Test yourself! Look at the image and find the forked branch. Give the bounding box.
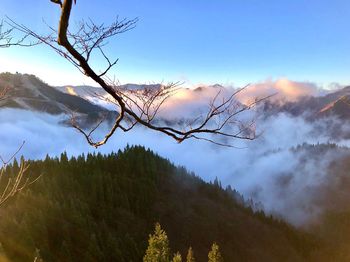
[7,0,268,147]
[0,142,41,207]
[0,91,41,207]
[0,20,39,47]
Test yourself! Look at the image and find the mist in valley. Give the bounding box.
[1,79,350,227]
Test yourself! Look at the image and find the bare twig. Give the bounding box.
[0,141,25,166]
[0,20,40,47]
[0,87,41,207]
[6,0,270,148]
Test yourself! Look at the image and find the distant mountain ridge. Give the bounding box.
[3,72,350,125]
[55,83,163,97]
[261,85,350,119]
[0,73,118,126]
[0,73,108,115]
[57,81,350,120]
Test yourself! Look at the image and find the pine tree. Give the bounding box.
[172,252,182,262]
[186,247,195,262]
[143,223,170,262]
[208,243,223,262]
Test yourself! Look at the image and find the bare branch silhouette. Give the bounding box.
[0,89,41,207]
[0,157,41,208]
[0,20,39,48]
[7,0,269,148]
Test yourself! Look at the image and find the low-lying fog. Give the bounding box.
[1,78,350,226]
[1,99,350,226]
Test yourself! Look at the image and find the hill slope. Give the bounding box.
[0,73,118,127]
[0,73,108,115]
[262,86,350,119]
[0,146,317,262]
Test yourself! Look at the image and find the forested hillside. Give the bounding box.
[0,146,318,261]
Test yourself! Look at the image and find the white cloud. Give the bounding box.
[235,78,320,105]
[1,107,348,226]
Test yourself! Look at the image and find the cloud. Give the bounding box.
[1,107,349,226]
[73,79,324,122]
[235,78,321,105]
[145,79,322,117]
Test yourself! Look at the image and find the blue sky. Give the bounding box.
[1,0,349,87]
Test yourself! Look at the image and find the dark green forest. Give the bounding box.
[0,146,321,261]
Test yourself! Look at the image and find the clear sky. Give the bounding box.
[1,0,349,87]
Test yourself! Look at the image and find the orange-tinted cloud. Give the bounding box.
[235,78,319,105]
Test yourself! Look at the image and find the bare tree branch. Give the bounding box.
[6,0,270,148]
[0,20,40,47]
[0,89,41,208]
[0,142,42,208]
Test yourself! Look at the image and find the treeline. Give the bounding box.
[0,146,317,261]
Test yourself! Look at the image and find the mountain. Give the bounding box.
[56,82,350,120]
[0,72,117,126]
[55,83,162,112]
[4,73,350,122]
[56,83,240,120]
[318,95,350,118]
[261,86,350,119]
[3,72,350,139]
[55,85,106,98]
[0,74,231,129]
[55,83,162,98]
[0,146,318,262]
[0,73,109,115]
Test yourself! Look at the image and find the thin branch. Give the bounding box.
[0,141,25,166]
[6,0,270,148]
[0,20,40,47]
[0,85,41,207]
[0,145,42,207]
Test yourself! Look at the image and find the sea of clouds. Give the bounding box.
[0,78,349,226]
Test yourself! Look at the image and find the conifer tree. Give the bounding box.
[172,252,182,262]
[143,223,170,262]
[208,243,223,262]
[186,247,195,262]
